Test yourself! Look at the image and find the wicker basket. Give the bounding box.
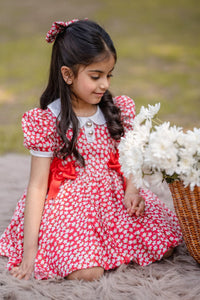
[169,180,200,264]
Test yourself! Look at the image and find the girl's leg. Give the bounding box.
[67,266,104,281]
[163,247,174,259]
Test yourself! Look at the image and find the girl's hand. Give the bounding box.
[124,174,145,216]
[10,261,34,280]
[10,249,37,280]
[123,192,145,217]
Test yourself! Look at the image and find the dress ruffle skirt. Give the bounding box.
[0,162,182,279]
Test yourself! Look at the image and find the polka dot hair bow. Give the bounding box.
[46,19,79,43]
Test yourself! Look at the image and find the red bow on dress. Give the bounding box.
[46,19,79,43]
[108,150,126,190]
[47,157,76,201]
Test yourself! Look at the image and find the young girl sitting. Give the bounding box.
[0,19,182,281]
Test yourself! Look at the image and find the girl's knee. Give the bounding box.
[67,266,104,281]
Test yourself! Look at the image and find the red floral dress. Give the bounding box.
[0,95,182,279]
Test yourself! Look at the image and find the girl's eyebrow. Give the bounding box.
[88,69,103,73]
[88,67,114,73]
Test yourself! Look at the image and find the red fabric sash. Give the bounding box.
[47,157,76,201]
[47,150,125,201]
[108,150,126,190]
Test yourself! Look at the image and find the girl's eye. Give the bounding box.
[91,74,113,80]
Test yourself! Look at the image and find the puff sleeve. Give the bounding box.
[22,108,62,157]
[114,95,135,133]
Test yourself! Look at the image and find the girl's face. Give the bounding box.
[68,55,115,112]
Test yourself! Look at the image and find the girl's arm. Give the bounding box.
[10,155,51,280]
[123,174,145,217]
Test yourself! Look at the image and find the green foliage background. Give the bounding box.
[0,0,200,153]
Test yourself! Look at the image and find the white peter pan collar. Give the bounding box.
[47,98,106,128]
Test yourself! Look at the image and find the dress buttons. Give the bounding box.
[84,120,95,141]
[88,130,94,136]
[86,121,92,127]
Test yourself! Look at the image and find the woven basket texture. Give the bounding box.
[169,180,200,264]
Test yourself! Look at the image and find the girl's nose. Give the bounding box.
[100,78,109,90]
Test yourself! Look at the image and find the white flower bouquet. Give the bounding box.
[118,103,200,191]
[119,103,200,264]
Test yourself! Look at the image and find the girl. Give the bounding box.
[0,19,182,281]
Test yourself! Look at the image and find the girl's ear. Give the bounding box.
[61,66,74,85]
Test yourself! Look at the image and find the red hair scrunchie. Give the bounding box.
[46,19,79,43]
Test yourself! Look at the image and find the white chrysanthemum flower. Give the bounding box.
[130,168,144,189]
[167,125,183,142]
[180,168,200,190]
[131,120,151,150]
[178,148,196,174]
[119,145,144,188]
[187,127,200,143]
[119,146,143,176]
[147,103,161,119]
[176,131,185,146]
[134,103,160,125]
[177,129,199,155]
[144,123,179,175]
[193,128,200,156]
[133,110,147,126]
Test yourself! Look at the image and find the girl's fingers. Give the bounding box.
[10,267,17,274]
[135,198,145,216]
[124,194,145,216]
[10,265,32,280]
[127,207,133,215]
[16,273,24,280]
[130,195,141,210]
[24,273,32,280]
[10,267,20,276]
[128,198,145,216]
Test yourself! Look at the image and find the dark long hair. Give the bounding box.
[40,20,124,165]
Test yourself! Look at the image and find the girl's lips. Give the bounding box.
[95,93,104,97]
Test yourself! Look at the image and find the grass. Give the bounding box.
[0,0,200,153]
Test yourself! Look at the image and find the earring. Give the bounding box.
[67,79,72,85]
[64,77,72,85]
